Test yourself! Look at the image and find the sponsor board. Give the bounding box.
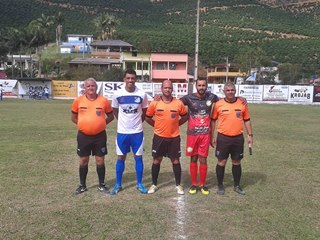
[288,86,313,103]
[263,85,289,101]
[0,79,18,96]
[238,85,263,102]
[52,80,77,98]
[313,86,320,102]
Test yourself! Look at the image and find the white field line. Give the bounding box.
[173,195,187,240]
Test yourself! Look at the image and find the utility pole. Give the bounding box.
[225,56,229,83]
[194,0,200,84]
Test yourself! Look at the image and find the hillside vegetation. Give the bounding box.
[2,0,320,76]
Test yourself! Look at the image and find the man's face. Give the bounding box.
[196,80,207,96]
[124,73,136,91]
[161,81,173,98]
[84,80,97,95]
[224,85,236,100]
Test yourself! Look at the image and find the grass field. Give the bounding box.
[0,99,319,240]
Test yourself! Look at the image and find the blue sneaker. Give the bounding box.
[109,183,122,195]
[136,183,148,194]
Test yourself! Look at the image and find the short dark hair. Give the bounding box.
[124,69,137,78]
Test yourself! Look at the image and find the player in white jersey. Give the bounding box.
[110,69,149,195]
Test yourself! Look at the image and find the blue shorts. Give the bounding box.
[116,132,144,156]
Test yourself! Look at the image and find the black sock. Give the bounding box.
[232,164,242,187]
[79,165,88,187]
[96,164,106,186]
[151,163,160,185]
[173,163,182,186]
[216,164,225,186]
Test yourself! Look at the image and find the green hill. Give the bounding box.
[2,0,320,75]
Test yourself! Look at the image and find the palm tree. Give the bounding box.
[92,14,121,40]
[28,14,54,48]
[54,12,64,46]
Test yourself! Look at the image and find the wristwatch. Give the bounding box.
[248,134,253,137]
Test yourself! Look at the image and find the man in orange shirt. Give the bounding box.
[71,78,114,195]
[211,82,253,195]
[145,80,188,195]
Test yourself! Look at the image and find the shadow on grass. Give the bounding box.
[85,169,266,195]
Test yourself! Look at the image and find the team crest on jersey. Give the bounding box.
[171,113,176,118]
[236,111,241,118]
[134,97,141,103]
[123,105,138,114]
[96,111,101,116]
[206,100,212,107]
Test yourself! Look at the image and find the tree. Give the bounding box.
[53,12,64,46]
[28,14,54,48]
[278,63,302,85]
[92,14,121,40]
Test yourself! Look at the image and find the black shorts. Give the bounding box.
[77,130,107,157]
[152,134,181,159]
[215,133,244,161]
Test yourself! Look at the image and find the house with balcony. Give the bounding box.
[150,53,188,83]
[68,39,135,71]
[206,63,246,83]
[60,34,93,54]
[121,52,151,82]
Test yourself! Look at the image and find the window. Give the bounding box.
[156,62,167,70]
[169,62,177,70]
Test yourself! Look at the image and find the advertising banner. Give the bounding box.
[212,84,226,98]
[313,86,320,102]
[77,81,103,96]
[136,82,153,101]
[288,86,313,103]
[0,79,18,96]
[263,85,289,101]
[102,82,124,100]
[238,85,263,102]
[18,80,51,99]
[52,80,77,98]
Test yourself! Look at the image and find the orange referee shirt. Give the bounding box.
[212,98,250,136]
[146,98,187,138]
[72,95,112,135]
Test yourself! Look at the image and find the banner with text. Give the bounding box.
[263,85,289,101]
[52,80,77,98]
[238,85,263,102]
[288,86,313,103]
[0,79,18,96]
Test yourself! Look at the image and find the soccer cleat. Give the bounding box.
[98,184,109,194]
[75,185,87,195]
[200,186,209,195]
[109,183,122,195]
[176,185,185,195]
[188,185,197,195]
[217,185,225,195]
[234,185,246,195]
[137,183,148,194]
[148,184,159,194]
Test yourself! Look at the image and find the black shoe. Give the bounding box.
[98,184,109,194]
[75,185,87,195]
[217,185,225,195]
[234,185,245,195]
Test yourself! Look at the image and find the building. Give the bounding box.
[121,52,151,82]
[60,34,93,54]
[150,53,188,83]
[206,63,246,83]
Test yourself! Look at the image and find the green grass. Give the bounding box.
[0,99,319,240]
